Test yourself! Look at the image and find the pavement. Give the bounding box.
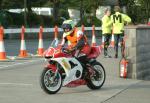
[98,54,150,103]
[103,81,150,103]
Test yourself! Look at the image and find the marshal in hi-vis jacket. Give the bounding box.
[111,12,131,34]
[102,15,112,34]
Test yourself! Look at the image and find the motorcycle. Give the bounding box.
[40,41,106,94]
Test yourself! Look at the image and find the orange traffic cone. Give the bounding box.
[51,25,59,47]
[91,25,96,46]
[101,36,105,48]
[148,18,150,26]
[37,26,44,56]
[81,24,84,32]
[109,34,115,48]
[54,25,58,40]
[18,26,28,58]
[0,26,7,60]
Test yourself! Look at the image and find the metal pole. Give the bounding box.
[24,0,27,27]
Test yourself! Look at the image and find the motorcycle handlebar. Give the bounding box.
[61,47,76,54]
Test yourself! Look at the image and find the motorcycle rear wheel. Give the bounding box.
[86,62,105,90]
[40,68,62,94]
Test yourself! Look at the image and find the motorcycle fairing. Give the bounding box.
[88,46,102,58]
[46,64,57,72]
[51,57,83,86]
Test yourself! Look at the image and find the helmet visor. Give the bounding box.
[61,24,72,31]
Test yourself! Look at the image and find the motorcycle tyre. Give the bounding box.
[40,67,62,94]
[86,62,106,90]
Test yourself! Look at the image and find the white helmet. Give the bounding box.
[61,20,76,32]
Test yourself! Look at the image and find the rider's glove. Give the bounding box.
[62,47,76,54]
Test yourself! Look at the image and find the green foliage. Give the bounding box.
[0,10,13,28]
[2,0,23,9]
[138,0,150,21]
[49,0,103,23]
[2,0,48,9]
[1,0,104,27]
[126,0,150,24]
[118,0,128,6]
[77,16,101,27]
[6,12,44,27]
[3,0,150,26]
[26,12,43,27]
[59,9,69,19]
[91,16,102,26]
[40,15,54,27]
[3,11,65,28]
[53,18,64,26]
[40,15,64,27]
[7,12,24,27]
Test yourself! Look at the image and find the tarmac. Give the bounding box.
[0,39,149,103]
[99,50,150,103]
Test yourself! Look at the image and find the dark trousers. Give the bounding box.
[114,34,124,57]
[103,34,111,56]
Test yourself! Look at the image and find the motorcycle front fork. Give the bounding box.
[81,63,95,80]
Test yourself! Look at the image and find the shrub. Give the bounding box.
[77,16,101,27]
[8,12,24,27]
[0,10,14,28]
[59,9,69,20]
[40,15,54,27]
[26,12,43,27]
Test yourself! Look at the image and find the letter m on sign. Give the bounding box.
[113,14,122,23]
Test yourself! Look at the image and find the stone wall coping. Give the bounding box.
[125,25,150,29]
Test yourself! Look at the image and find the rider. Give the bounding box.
[60,19,91,62]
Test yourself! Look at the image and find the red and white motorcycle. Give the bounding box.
[40,41,106,94]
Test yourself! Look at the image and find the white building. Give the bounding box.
[68,9,80,24]
[8,7,53,16]
[96,6,111,20]
[32,8,53,15]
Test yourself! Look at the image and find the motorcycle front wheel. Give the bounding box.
[86,62,106,90]
[40,68,62,94]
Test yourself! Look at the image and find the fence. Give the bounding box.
[4,27,102,34]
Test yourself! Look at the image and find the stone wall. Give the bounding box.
[125,25,150,80]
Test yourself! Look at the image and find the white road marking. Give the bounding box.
[0,82,33,86]
[0,66,6,67]
[0,59,43,69]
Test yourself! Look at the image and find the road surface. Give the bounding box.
[0,39,149,103]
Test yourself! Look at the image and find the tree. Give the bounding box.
[2,0,23,9]
[1,0,49,26]
[87,0,103,16]
[2,0,48,11]
[49,0,60,24]
[126,0,137,23]
[137,0,150,22]
[26,0,48,12]
[0,0,3,10]
[118,0,128,6]
[1,0,104,26]
[125,0,150,23]
[65,0,103,23]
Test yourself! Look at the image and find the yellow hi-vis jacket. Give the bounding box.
[111,12,131,34]
[102,15,112,34]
